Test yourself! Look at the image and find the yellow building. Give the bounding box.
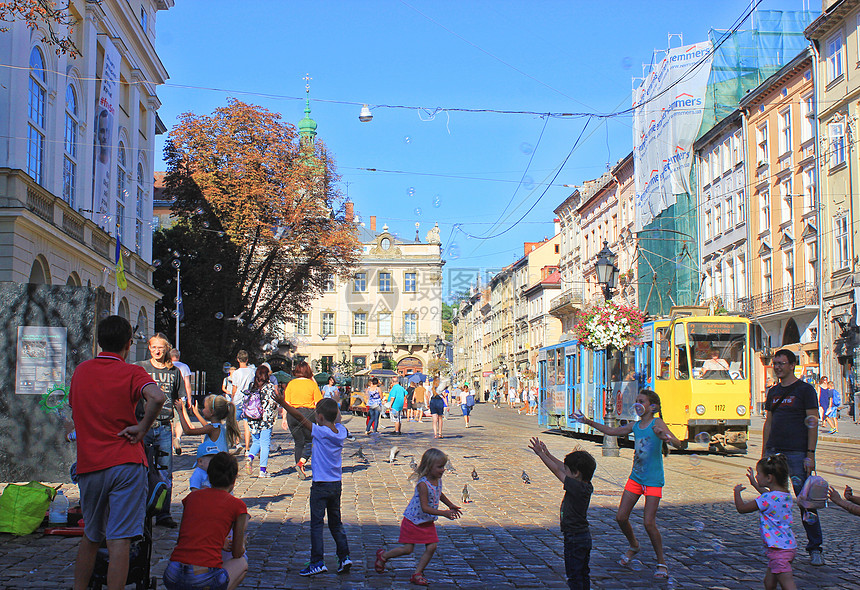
[0,0,171,361]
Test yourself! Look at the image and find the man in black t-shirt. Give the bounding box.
[136,333,185,528]
[761,348,823,565]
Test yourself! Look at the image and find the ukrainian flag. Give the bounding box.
[115,239,127,291]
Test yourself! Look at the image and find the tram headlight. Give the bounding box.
[736,405,747,416]
[695,404,706,416]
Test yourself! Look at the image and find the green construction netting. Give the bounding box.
[638,9,819,317]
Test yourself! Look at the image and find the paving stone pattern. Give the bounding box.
[2,406,860,588]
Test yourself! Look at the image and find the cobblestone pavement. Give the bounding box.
[2,405,860,589]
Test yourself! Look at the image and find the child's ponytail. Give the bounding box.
[224,401,241,447]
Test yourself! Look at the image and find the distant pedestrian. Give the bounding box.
[429,387,445,439]
[459,384,475,428]
[231,350,256,454]
[281,361,322,479]
[222,366,236,399]
[244,366,279,478]
[169,349,193,454]
[414,382,427,423]
[761,349,824,566]
[508,385,517,408]
[374,448,461,586]
[365,378,382,434]
[574,389,684,580]
[387,382,407,435]
[177,394,240,455]
[733,455,797,590]
[322,376,340,401]
[70,315,165,589]
[529,437,596,590]
[274,396,352,576]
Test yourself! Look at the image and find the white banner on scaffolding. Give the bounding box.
[633,41,713,232]
[93,37,120,229]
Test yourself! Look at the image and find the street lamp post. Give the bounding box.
[595,240,620,457]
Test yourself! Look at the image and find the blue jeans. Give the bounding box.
[766,449,823,552]
[366,407,381,433]
[249,428,272,468]
[144,423,173,521]
[309,481,349,563]
[563,531,591,590]
[163,561,228,590]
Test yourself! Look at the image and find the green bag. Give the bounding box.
[0,481,56,535]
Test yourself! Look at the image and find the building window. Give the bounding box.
[322,312,335,336]
[705,208,713,240]
[781,179,792,224]
[801,93,815,142]
[829,122,845,167]
[379,271,392,292]
[827,32,844,83]
[760,191,770,233]
[762,256,773,295]
[726,194,735,228]
[834,214,849,270]
[404,312,418,335]
[732,131,742,164]
[140,6,148,32]
[779,108,791,155]
[320,356,333,373]
[353,312,367,335]
[710,148,719,180]
[404,272,417,292]
[116,203,125,240]
[136,162,145,254]
[63,85,78,208]
[722,139,731,172]
[785,249,794,281]
[353,272,367,292]
[715,203,723,235]
[297,312,310,335]
[324,274,335,292]
[28,47,46,185]
[737,190,745,223]
[737,255,746,299]
[802,168,815,214]
[700,154,709,186]
[378,311,392,336]
[807,242,817,281]
[756,123,768,164]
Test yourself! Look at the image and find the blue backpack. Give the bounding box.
[831,388,842,407]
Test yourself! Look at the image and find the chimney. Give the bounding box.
[370,216,377,232]
[345,201,354,221]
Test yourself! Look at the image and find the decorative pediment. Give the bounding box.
[801,222,818,241]
[778,230,794,250]
[758,238,772,257]
[369,232,403,257]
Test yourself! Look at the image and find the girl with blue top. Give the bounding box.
[365,378,383,434]
[574,389,683,581]
[178,394,240,454]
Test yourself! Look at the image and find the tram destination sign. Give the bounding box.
[689,322,744,335]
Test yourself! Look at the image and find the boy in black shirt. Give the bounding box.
[529,437,597,590]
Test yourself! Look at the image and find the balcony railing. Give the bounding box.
[391,332,432,346]
[550,289,583,313]
[742,283,818,317]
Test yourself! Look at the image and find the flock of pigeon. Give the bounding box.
[348,444,533,505]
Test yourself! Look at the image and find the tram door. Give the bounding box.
[564,344,579,432]
[537,348,547,427]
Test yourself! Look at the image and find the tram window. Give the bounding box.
[643,342,653,382]
[556,351,565,386]
[674,325,689,380]
[688,322,747,379]
[657,330,671,380]
[568,354,578,384]
[547,349,556,387]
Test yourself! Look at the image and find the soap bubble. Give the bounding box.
[692,521,705,533]
[791,475,802,487]
[222,362,232,374]
[214,264,222,272]
[179,322,186,328]
[404,136,412,144]
[171,259,180,269]
[71,349,77,355]
[711,540,724,553]
[835,461,849,476]
[195,208,204,215]
[407,187,416,197]
[414,208,422,217]
[449,242,460,260]
[522,176,535,190]
[433,195,442,208]
[621,56,633,70]
[804,415,818,429]
[629,559,643,571]
[202,221,209,228]
[694,432,711,444]
[803,512,818,525]
[99,309,109,318]
[633,402,645,416]
[519,142,533,154]
[153,259,161,267]
[171,310,179,318]
[689,454,701,466]
[214,312,224,320]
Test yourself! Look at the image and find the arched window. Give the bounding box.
[63,84,78,207]
[28,47,47,185]
[783,319,800,345]
[118,297,130,320]
[28,256,50,284]
[136,161,145,254]
[116,142,126,240]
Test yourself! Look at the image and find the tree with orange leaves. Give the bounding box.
[156,99,359,368]
[0,1,80,56]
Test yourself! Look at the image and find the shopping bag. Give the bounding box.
[797,473,828,510]
[0,481,56,535]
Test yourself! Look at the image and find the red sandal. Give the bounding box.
[410,573,429,586]
[374,548,387,573]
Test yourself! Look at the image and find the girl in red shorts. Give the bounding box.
[574,389,684,580]
[734,455,797,590]
[375,448,462,586]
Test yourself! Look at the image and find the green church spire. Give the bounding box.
[298,73,317,145]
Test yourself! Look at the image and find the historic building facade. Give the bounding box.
[0,0,171,361]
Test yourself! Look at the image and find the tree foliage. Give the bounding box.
[0,1,80,56]
[157,99,359,374]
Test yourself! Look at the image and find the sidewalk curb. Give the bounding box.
[749,429,860,446]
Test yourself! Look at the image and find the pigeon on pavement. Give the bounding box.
[471,468,479,480]
[389,446,400,463]
[462,484,470,504]
[521,470,531,484]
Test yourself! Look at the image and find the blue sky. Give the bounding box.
[153,0,808,294]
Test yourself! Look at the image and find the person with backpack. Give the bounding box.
[819,377,841,435]
[244,366,278,478]
[761,349,824,566]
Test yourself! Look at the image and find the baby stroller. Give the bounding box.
[87,441,169,590]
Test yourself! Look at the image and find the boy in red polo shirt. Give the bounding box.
[70,316,165,590]
[163,452,249,590]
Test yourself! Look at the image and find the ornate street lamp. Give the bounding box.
[595,240,620,457]
[434,336,445,358]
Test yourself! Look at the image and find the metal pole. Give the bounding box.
[175,266,180,350]
[602,346,620,457]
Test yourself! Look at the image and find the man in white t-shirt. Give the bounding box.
[169,349,193,454]
[231,350,256,454]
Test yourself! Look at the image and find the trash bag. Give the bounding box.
[0,481,56,535]
[797,474,828,510]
